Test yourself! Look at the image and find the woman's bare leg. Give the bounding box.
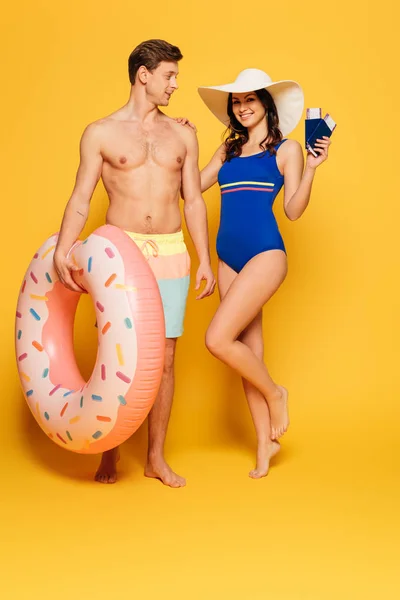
[206,251,288,439]
[218,261,280,475]
[240,316,281,476]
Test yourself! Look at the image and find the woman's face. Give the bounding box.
[231,92,266,128]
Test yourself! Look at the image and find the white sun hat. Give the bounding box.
[198,68,304,136]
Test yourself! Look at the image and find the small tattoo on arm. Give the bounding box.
[77,210,85,217]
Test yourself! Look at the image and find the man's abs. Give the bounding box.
[105,194,182,235]
[104,164,183,233]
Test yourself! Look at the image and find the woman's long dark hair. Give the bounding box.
[224,88,282,162]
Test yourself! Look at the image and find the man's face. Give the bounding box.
[146,61,179,106]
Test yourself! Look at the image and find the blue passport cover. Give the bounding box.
[305,119,321,143]
[305,119,334,152]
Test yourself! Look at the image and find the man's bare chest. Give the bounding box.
[102,126,186,171]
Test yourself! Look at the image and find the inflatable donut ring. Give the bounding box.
[15,225,165,454]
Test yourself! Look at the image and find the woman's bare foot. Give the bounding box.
[249,440,280,479]
[269,385,289,440]
[145,456,186,488]
[94,448,120,484]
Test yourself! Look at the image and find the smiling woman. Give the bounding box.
[227,89,283,158]
[198,68,333,478]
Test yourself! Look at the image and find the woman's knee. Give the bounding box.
[205,326,227,358]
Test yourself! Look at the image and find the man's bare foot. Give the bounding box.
[249,440,280,479]
[145,457,186,488]
[269,385,289,440]
[94,448,120,484]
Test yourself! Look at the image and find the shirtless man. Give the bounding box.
[53,39,215,488]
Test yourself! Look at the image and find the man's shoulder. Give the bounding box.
[81,115,122,145]
[161,114,194,133]
[164,116,197,149]
[82,118,108,139]
[87,113,121,130]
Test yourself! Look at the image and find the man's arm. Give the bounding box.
[54,123,103,291]
[180,127,216,299]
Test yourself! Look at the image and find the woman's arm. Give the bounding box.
[174,118,225,193]
[279,137,331,221]
[200,144,225,193]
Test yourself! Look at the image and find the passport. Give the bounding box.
[305,108,336,157]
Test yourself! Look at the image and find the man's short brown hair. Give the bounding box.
[128,39,183,85]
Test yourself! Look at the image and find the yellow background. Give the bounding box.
[1,1,399,598]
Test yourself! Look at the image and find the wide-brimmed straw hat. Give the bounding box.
[198,68,304,136]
